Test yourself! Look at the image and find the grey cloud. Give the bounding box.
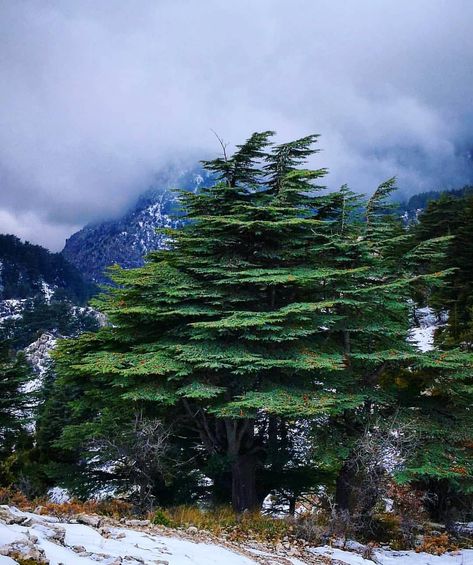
[1,0,472,249]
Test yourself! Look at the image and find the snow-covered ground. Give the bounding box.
[312,545,473,564]
[0,506,259,565]
[1,506,472,565]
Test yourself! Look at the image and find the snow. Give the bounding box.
[48,486,71,503]
[311,545,473,564]
[24,331,57,379]
[1,507,472,564]
[0,506,258,564]
[408,306,448,352]
[0,557,18,565]
[41,280,55,303]
[0,299,26,325]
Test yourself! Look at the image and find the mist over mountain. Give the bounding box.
[2,1,473,249]
[62,168,213,284]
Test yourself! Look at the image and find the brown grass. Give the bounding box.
[151,505,293,543]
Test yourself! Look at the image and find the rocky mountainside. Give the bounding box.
[62,167,213,284]
[0,235,102,379]
[0,234,94,303]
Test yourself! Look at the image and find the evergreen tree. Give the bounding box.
[54,133,473,513]
[0,344,35,484]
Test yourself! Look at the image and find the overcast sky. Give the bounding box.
[1,0,473,250]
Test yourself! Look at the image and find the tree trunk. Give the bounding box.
[335,460,355,512]
[231,452,259,512]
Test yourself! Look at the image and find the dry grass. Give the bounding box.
[416,533,459,556]
[151,505,293,543]
[0,486,468,554]
[0,486,132,519]
[37,498,133,519]
[0,486,32,509]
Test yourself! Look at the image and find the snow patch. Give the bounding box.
[408,307,448,352]
[41,280,56,303]
[311,545,473,564]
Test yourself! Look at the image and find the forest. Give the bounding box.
[1,132,473,552]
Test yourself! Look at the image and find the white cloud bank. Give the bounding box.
[1,0,472,249]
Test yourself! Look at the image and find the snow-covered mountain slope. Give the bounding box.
[62,168,213,284]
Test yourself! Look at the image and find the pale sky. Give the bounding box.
[1,0,473,250]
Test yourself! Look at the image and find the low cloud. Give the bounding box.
[1,0,472,249]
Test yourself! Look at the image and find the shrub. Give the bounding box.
[0,487,33,509]
[38,498,132,519]
[416,533,459,556]
[152,508,175,528]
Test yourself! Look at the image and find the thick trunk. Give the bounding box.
[335,460,355,512]
[231,452,259,512]
[288,496,296,516]
[226,418,260,512]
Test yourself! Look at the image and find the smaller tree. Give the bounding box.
[0,345,36,485]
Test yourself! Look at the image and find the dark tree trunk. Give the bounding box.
[288,496,296,516]
[212,469,232,505]
[335,460,355,512]
[232,452,259,512]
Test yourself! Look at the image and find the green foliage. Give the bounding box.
[51,132,473,515]
[0,344,37,487]
[413,191,473,346]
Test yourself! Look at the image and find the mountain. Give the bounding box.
[398,185,473,223]
[62,168,213,284]
[0,235,101,361]
[0,234,95,303]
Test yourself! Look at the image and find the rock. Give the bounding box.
[49,527,66,544]
[22,516,42,527]
[124,556,145,563]
[186,526,198,535]
[125,519,150,527]
[26,531,39,544]
[426,521,446,531]
[414,534,424,546]
[0,507,27,525]
[77,513,102,528]
[72,545,87,553]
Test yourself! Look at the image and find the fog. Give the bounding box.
[1,0,472,249]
